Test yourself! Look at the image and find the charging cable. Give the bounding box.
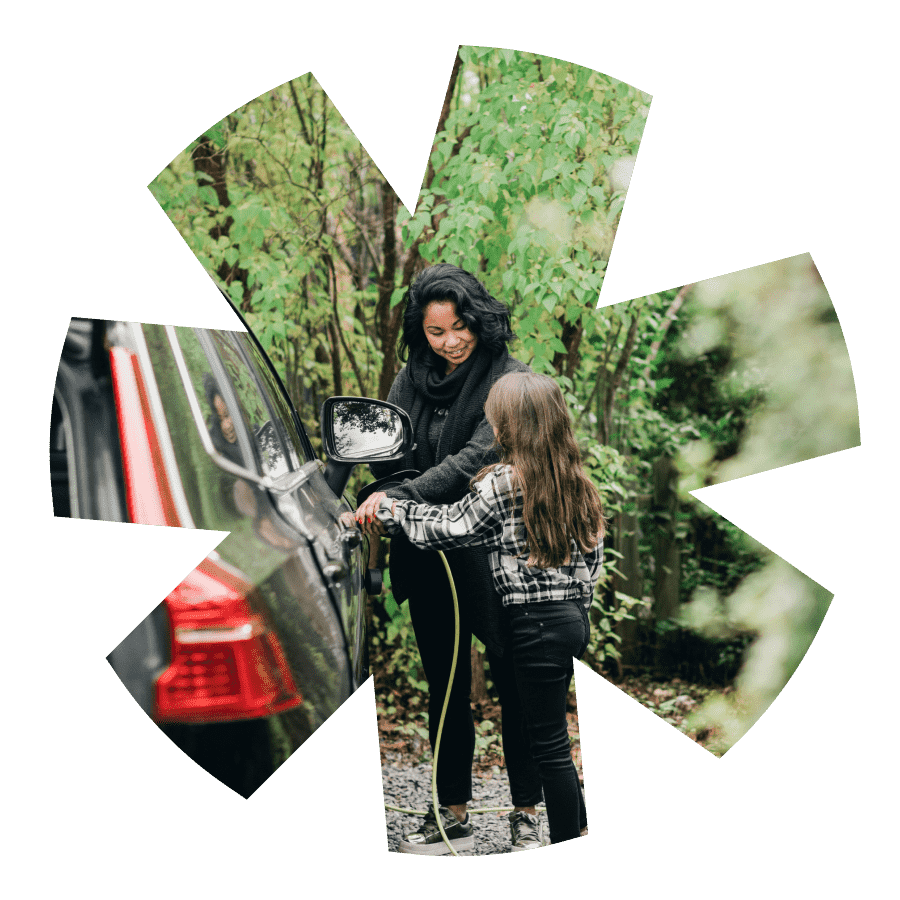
[362,478,530,855]
[383,550,527,855]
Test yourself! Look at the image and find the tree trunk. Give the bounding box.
[190,133,251,309]
[374,47,468,400]
[600,312,641,445]
[376,181,403,400]
[552,316,585,380]
[470,645,489,704]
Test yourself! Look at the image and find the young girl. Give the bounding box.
[362,372,605,847]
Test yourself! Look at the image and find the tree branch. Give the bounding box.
[327,254,367,396]
[396,47,470,288]
[601,312,641,444]
[643,283,694,380]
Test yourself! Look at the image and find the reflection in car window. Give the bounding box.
[202,372,244,467]
[208,332,291,480]
[177,328,303,478]
[241,336,313,466]
[175,328,250,471]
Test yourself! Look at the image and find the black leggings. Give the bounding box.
[408,592,589,843]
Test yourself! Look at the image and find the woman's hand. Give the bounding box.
[357,517,386,537]
[341,508,383,536]
[355,491,389,536]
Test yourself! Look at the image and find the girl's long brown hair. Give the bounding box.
[475,372,605,568]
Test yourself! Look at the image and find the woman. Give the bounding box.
[356,264,546,854]
[368,372,600,845]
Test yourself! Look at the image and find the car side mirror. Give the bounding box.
[320,397,414,496]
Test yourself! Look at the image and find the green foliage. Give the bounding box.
[679,509,766,599]
[148,54,855,754]
[670,256,854,751]
[150,74,393,446]
[409,49,649,380]
[474,719,502,760]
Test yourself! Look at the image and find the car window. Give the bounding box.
[174,326,312,481]
[239,334,314,466]
[207,331,294,480]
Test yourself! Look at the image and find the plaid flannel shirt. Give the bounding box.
[376,465,603,607]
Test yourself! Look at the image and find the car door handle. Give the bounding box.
[322,560,348,582]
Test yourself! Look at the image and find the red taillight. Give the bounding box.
[108,342,302,723]
[109,346,181,527]
[155,556,302,723]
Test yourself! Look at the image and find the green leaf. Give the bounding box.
[549,337,567,354]
[204,121,226,148]
[407,214,427,242]
[566,287,595,308]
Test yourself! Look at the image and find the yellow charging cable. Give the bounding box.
[383,550,527,855]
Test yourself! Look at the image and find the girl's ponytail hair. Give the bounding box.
[478,372,605,568]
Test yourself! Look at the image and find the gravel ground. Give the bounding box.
[381,758,548,856]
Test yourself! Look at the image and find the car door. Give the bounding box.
[90,319,361,737]
[149,325,367,709]
[54,317,375,796]
[168,324,367,690]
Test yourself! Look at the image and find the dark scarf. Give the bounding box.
[386,341,513,655]
[403,342,506,472]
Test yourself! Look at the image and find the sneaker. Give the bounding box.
[509,810,547,851]
[397,805,475,855]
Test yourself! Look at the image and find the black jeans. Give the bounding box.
[409,582,590,844]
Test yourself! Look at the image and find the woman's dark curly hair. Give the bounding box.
[399,263,515,361]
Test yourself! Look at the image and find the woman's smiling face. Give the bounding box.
[422,301,478,374]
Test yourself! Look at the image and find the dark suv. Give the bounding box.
[50,316,410,796]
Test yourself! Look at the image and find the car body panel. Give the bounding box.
[50,316,389,795]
